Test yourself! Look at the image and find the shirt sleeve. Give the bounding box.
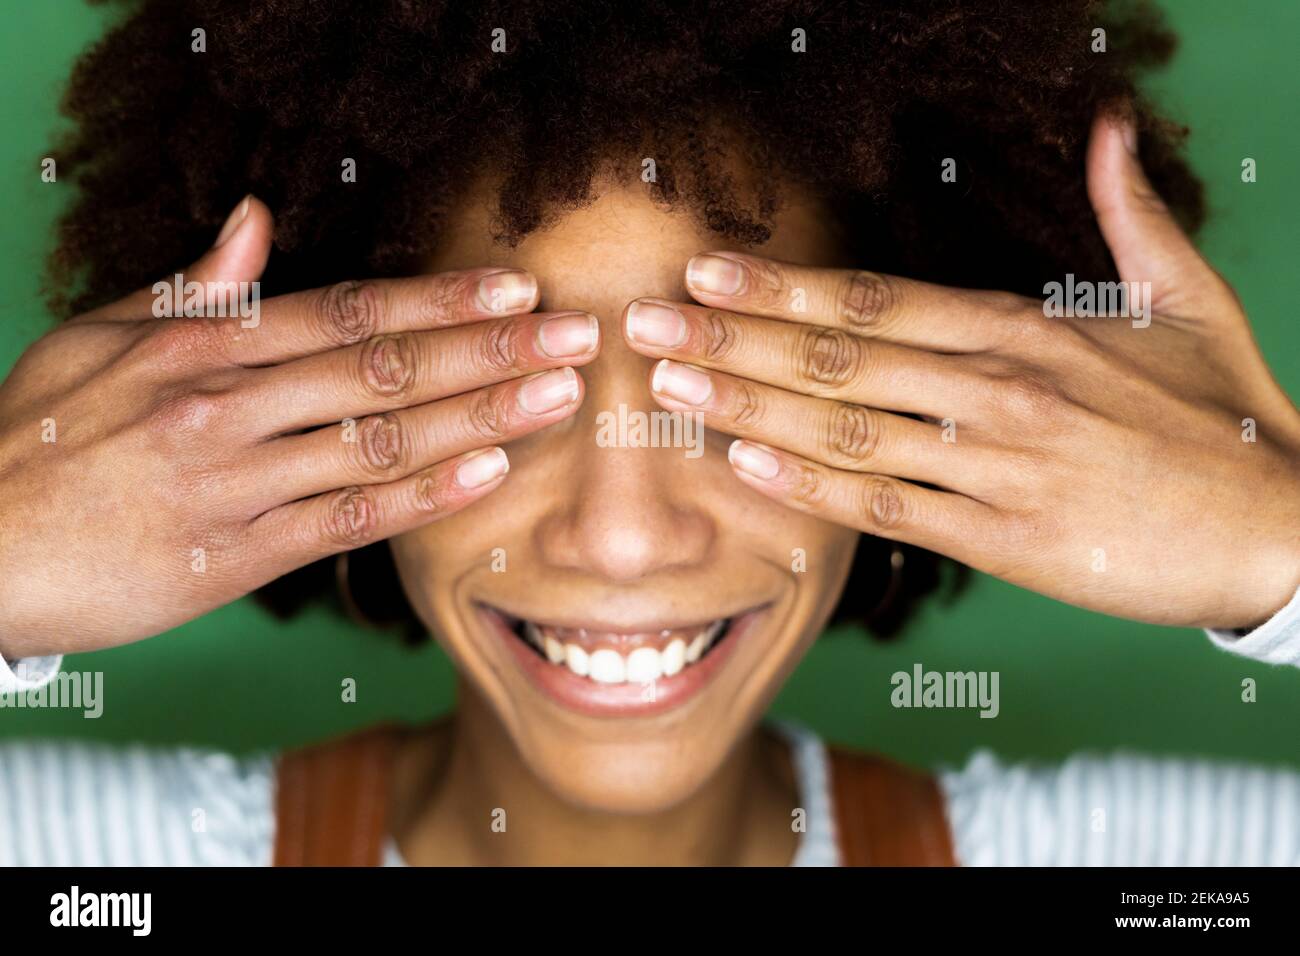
[940,749,1300,866]
[1204,581,1300,667]
[0,738,276,866]
[0,653,64,694]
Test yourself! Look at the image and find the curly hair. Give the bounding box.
[45,0,1204,638]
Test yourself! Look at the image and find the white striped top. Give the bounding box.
[2,585,1298,866]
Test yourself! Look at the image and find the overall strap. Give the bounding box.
[826,746,957,866]
[273,724,401,867]
[274,727,954,866]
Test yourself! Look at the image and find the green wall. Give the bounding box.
[1,1,1296,769]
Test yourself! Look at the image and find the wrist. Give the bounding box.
[0,612,61,662]
[1208,547,1300,633]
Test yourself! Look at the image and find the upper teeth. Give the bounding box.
[521,619,726,685]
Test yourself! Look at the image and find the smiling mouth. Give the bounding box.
[476,603,765,717]
[500,613,731,685]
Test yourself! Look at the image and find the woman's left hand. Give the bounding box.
[622,113,1300,630]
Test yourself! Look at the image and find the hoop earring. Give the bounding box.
[867,544,905,622]
[335,551,379,628]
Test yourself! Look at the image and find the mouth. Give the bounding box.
[514,615,731,682]
[476,603,767,718]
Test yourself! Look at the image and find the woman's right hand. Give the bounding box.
[0,197,598,658]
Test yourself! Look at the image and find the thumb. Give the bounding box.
[86,195,274,322]
[1085,110,1222,314]
[184,194,273,287]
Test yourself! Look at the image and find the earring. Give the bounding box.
[867,544,905,622]
[335,551,379,628]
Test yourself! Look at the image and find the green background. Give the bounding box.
[1,1,1296,769]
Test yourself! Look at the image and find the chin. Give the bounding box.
[438,593,801,814]
[516,730,740,815]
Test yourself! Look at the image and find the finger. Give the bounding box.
[623,298,976,420]
[222,267,540,366]
[681,251,1009,352]
[252,367,584,506]
[252,446,512,571]
[81,195,274,323]
[247,310,598,433]
[647,360,968,490]
[725,439,998,560]
[1085,110,1231,313]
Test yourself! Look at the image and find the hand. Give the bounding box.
[623,114,1300,630]
[0,197,598,656]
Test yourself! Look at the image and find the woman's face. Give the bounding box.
[390,176,860,813]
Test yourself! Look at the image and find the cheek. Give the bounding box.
[387,453,858,600]
[736,492,858,591]
[816,525,860,591]
[387,530,453,624]
[776,515,859,635]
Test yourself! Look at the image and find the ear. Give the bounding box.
[1085,110,1228,315]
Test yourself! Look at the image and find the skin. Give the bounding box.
[1,112,1296,865]
[387,170,859,865]
[0,145,860,865]
[0,200,598,655]
[632,116,1300,630]
[388,115,1299,866]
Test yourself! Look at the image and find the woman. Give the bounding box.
[1,0,1297,866]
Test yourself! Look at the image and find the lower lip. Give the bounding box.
[481,606,763,718]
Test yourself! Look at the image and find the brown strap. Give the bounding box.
[827,746,956,866]
[274,726,953,866]
[273,724,401,867]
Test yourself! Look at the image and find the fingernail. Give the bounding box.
[686,254,746,296]
[538,312,599,357]
[651,359,713,405]
[456,447,509,488]
[518,367,579,414]
[625,300,686,347]
[728,440,780,479]
[478,270,537,313]
[1118,117,1138,156]
[214,195,251,248]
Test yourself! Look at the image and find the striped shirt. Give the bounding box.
[2,585,1298,866]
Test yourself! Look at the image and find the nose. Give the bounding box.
[532,336,715,584]
[504,189,725,584]
[533,443,715,582]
